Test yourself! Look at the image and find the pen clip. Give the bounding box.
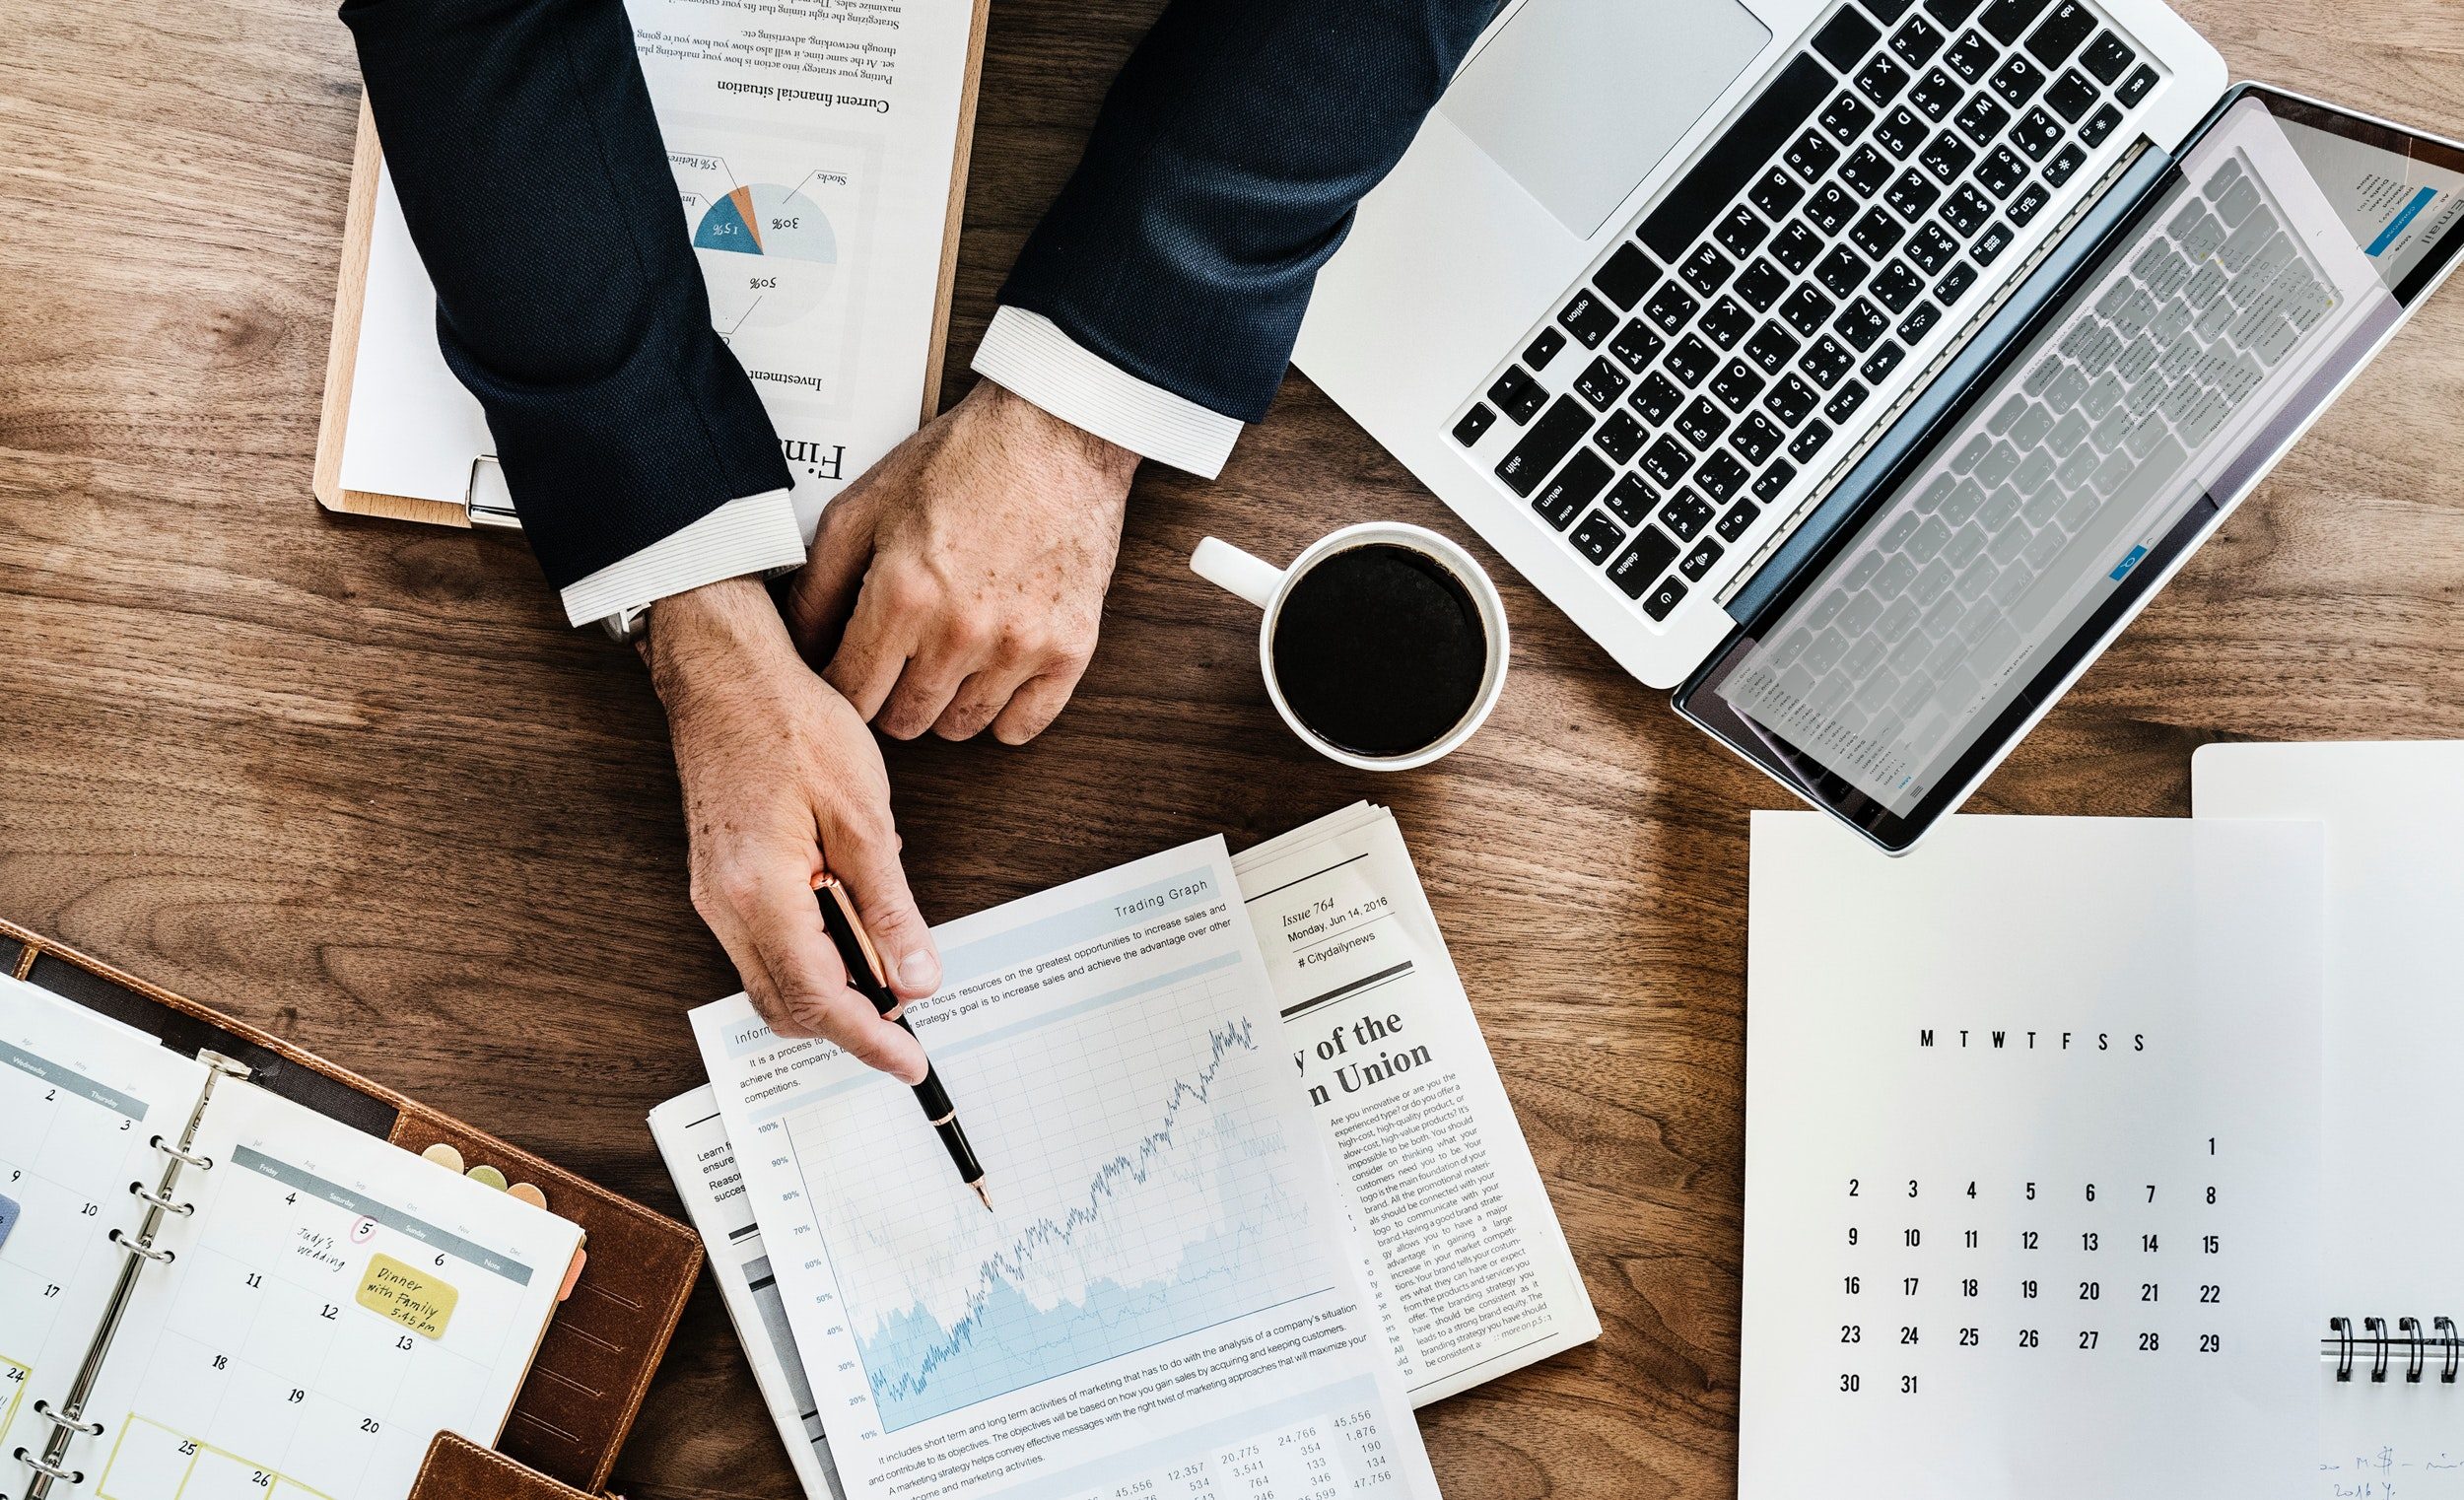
[814,873,893,997]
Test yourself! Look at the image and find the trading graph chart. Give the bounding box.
[787,966,1323,1432]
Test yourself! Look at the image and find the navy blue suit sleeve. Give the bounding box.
[341,0,791,591]
[997,0,1503,424]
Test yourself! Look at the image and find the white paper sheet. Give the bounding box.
[692,838,1440,1500]
[340,0,976,537]
[2194,741,2464,1498]
[1742,813,2327,1500]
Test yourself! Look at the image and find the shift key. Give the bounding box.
[1495,395,1596,496]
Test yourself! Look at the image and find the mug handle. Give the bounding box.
[1190,538,1285,612]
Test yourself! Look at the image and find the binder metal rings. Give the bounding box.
[2331,1316,2356,1382]
[2365,1316,2392,1383]
[11,1446,83,1486]
[30,1401,102,1439]
[2442,1317,2461,1384]
[127,1181,194,1216]
[148,1133,211,1170]
[2402,1317,2426,1384]
[106,1227,174,1264]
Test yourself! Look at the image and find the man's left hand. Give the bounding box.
[786,380,1138,745]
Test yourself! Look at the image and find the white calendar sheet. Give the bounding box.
[1743,813,2327,1500]
[68,1078,583,1500]
[0,978,214,1479]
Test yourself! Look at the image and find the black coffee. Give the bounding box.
[1270,544,1488,759]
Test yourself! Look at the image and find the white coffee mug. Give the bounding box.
[1189,521,1509,771]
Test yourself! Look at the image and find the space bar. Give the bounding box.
[1637,53,1835,263]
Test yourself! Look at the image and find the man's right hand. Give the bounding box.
[645,576,940,1081]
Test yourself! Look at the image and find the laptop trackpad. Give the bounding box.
[1442,0,1771,239]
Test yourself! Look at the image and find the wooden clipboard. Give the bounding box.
[312,0,993,528]
[3,920,704,1499]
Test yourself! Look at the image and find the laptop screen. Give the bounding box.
[1682,89,2464,843]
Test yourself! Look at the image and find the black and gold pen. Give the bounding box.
[813,874,992,1212]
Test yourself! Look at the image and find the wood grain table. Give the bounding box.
[4,2,2461,1495]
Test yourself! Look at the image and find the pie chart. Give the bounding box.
[693,183,837,264]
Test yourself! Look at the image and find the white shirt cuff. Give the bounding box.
[557,490,806,629]
[971,306,1244,479]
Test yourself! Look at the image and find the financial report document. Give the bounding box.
[692,839,1441,1500]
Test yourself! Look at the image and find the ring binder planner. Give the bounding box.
[16,1053,244,1499]
[2323,1315,2462,1384]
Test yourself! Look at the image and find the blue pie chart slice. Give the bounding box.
[694,183,837,264]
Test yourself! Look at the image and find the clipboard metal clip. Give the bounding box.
[465,455,523,529]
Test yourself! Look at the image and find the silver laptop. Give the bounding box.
[1294,0,2464,851]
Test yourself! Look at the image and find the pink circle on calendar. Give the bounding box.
[350,1215,377,1244]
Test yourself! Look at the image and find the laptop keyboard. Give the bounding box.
[1737,153,2337,761]
[1452,0,2163,626]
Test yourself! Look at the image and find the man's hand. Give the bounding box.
[647,577,938,1080]
[786,380,1137,745]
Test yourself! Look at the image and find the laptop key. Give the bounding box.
[1944,30,1998,83]
[1570,509,1627,563]
[1609,318,1666,371]
[1720,497,1767,539]
[1835,297,1891,350]
[2008,179,2051,226]
[1909,66,1963,120]
[1856,53,1912,105]
[2023,0,2094,64]
[1638,53,1835,260]
[1820,92,1879,144]
[1642,435,1697,488]
[1733,411,1785,463]
[1786,128,1844,183]
[1608,527,1681,598]
[1766,373,1820,427]
[1897,299,1942,340]
[1908,222,1960,273]
[1873,259,1926,311]
[1746,321,1803,375]
[1558,291,1619,347]
[1921,128,1979,182]
[1924,0,1985,27]
[1595,412,1649,463]
[1807,183,1857,236]
[1667,333,1719,386]
[1714,204,1773,260]
[2044,69,2097,121]
[1642,576,1689,622]
[1976,144,2027,196]
[1695,450,1751,502]
[1574,356,1630,409]
[1680,242,1737,296]
[1804,334,1858,387]
[1523,327,1567,371]
[1605,474,1658,526]
[1850,207,1906,259]
[2079,31,2134,83]
[1942,182,1992,236]
[1679,536,1726,581]
[1753,459,1798,501]
[1770,221,1824,275]
[1780,284,1838,338]
[1532,449,1613,528]
[1876,104,1930,159]
[2044,141,2089,184]
[1644,281,1701,334]
[1977,0,2052,45]
[1885,168,1943,221]
[1629,372,1685,425]
[1734,256,1792,311]
[1859,0,1916,21]
[1788,419,1836,462]
[2011,106,2063,161]
[1452,403,1496,445]
[1495,395,1595,495]
[1814,7,1884,71]
[1860,338,1907,381]
[1973,221,2015,264]
[2077,103,2121,149]
[1594,242,1661,308]
[1658,489,1715,541]
[1823,379,1871,423]
[1814,244,1872,299]
[1987,53,2045,107]
[1749,168,1807,221]
[1841,145,1895,197]
[1953,93,2012,145]
[1712,358,1769,412]
[2115,62,2157,107]
[1891,15,1945,66]
[1488,366,1548,422]
[1701,296,1756,349]
[1677,395,1733,449]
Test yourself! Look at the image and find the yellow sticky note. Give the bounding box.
[356,1253,459,1340]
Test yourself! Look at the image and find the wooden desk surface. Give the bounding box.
[3,3,2461,1494]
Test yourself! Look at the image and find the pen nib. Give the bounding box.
[973,1182,993,1213]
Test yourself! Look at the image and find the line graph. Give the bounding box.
[787,971,1326,1431]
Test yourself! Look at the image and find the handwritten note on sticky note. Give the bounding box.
[356,1253,458,1339]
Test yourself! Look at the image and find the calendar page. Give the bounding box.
[70,1078,583,1500]
[1743,814,2327,1500]
[0,978,213,1489]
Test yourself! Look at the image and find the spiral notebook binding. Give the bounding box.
[2322,1314,2462,1385]
[12,1052,250,1500]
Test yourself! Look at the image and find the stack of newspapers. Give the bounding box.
[650,803,1597,1500]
